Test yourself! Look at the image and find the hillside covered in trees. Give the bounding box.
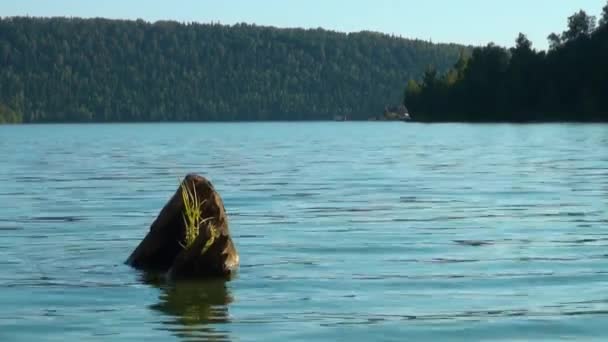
[0,17,466,123]
[405,3,608,122]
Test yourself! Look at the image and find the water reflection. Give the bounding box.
[143,273,233,341]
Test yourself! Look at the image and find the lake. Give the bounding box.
[1,122,607,341]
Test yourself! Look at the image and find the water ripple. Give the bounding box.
[0,123,607,341]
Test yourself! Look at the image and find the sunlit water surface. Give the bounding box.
[1,123,607,341]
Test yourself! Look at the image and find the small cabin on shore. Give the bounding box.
[383,105,411,121]
[333,115,349,121]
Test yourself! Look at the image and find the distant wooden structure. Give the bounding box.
[383,105,411,121]
[333,115,349,121]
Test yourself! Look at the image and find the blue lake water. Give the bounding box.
[0,122,607,341]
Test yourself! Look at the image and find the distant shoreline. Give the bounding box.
[2,118,607,125]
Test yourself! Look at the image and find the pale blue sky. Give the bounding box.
[2,0,606,50]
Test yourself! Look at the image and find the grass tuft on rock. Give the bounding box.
[179,179,218,254]
[180,180,204,247]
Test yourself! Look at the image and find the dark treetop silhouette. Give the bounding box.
[404,3,608,122]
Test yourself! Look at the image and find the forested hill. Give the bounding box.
[0,17,466,123]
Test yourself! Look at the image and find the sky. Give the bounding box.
[1,0,606,50]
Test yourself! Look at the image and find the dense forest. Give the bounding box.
[0,17,465,123]
[405,3,608,122]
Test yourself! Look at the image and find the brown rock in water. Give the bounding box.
[126,174,239,279]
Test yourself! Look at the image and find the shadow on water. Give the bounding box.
[140,272,233,342]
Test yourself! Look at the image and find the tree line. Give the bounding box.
[0,17,465,123]
[405,3,608,122]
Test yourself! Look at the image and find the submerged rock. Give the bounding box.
[126,174,239,279]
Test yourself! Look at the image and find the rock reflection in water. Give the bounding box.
[144,273,233,341]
